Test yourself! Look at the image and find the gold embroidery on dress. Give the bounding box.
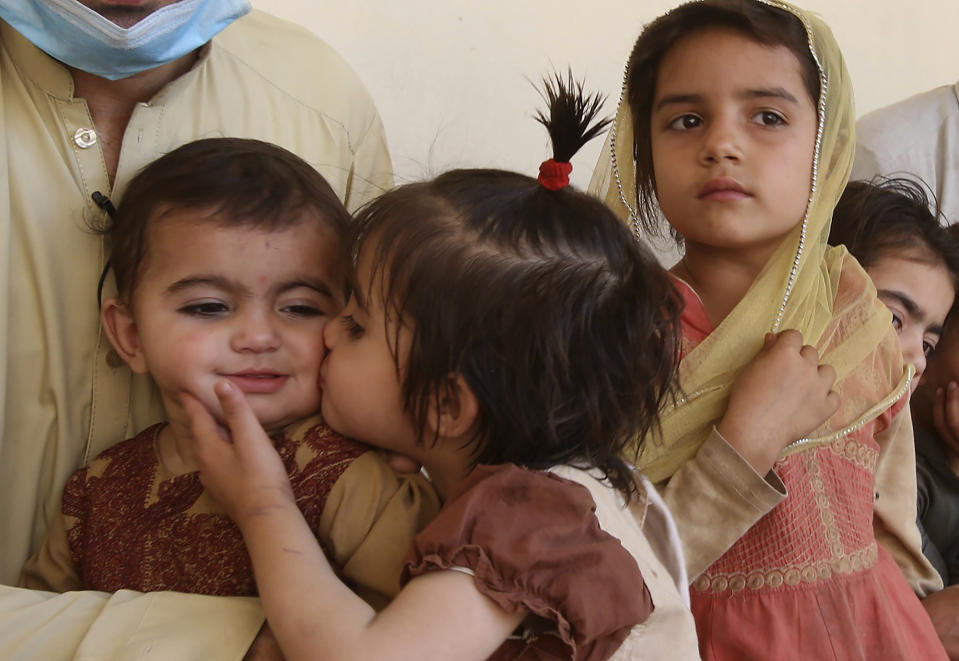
[692,542,878,593]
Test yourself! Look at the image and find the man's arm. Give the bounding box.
[0,586,264,661]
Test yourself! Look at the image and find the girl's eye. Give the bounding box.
[752,110,787,127]
[890,313,903,333]
[923,338,939,357]
[179,302,229,317]
[667,114,702,130]
[341,315,364,338]
[282,304,324,318]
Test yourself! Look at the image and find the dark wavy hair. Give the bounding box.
[625,0,820,239]
[350,74,682,499]
[829,177,959,291]
[96,137,351,302]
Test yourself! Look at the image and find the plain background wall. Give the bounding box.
[251,1,959,190]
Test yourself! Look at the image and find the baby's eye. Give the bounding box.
[282,304,324,318]
[178,301,229,317]
[751,110,787,127]
[341,315,364,338]
[667,114,702,130]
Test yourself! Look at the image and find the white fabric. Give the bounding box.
[852,82,959,224]
[549,465,701,660]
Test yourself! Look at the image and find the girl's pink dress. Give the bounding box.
[674,278,946,660]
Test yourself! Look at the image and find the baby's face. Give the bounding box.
[129,212,344,431]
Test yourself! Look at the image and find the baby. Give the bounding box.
[20,138,438,609]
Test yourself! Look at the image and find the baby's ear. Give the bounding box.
[100,298,149,374]
[427,373,479,440]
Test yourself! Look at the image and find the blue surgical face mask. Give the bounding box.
[0,0,251,80]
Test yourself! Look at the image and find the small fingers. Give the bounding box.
[772,328,804,352]
[212,381,260,446]
[183,391,224,447]
[817,362,837,387]
[799,343,820,364]
[182,391,233,473]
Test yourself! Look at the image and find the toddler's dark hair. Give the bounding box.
[829,177,959,291]
[351,75,681,499]
[97,137,351,301]
[625,0,820,239]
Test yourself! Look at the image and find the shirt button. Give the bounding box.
[74,128,97,149]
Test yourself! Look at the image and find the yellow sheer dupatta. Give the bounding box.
[590,0,910,484]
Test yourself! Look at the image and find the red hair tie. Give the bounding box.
[538,159,573,191]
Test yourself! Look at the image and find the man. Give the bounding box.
[852,81,959,224]
[0,1,392,658]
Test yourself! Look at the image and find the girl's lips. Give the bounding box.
[224,373,288,394]
[699,177,750,201]
[700,189,751,202]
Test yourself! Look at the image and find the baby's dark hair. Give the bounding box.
[625,0,819,238]
[97,137,351,301]
[829,177,959,290]
[351,75,681,499]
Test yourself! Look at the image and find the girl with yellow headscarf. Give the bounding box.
[591,0,945,657]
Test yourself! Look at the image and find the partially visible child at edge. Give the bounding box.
[590,0,945,658]
[829,178,959,395]
[19,138,440,614]
[829,180,959,652]
[912,250,959,588]
[871,205,959,589]
[185,77,702,661]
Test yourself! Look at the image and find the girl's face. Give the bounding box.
[650,28,818,267]
[319,246,420,457]
[866,250,956,391]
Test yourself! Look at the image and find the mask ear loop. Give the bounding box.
[91,191,116,308]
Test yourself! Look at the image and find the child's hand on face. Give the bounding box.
[182,381,296,525]
[718,330,840,475]
[933,382,959,460]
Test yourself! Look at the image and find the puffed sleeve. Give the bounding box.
[19,466,90,592]
[19,511,81,592]
[403,464,654,661]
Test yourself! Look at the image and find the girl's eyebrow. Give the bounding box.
[740,87,799,104]
[165,275,233,295]
[276,279,335,298]
[654,87,799,111]
[165,276,334,298]
[878,288,944,335]
[654,93,703,111]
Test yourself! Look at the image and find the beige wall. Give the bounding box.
[252,1,959,190]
